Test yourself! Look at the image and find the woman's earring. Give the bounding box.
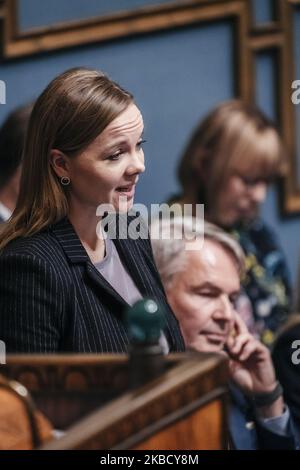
[60,176,70,186]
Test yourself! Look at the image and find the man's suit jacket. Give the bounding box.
[0,217,185,353]
[229,384,299,449]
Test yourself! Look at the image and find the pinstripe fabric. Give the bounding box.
[0,217,185,353]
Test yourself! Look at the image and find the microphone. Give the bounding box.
[126,298,166,388]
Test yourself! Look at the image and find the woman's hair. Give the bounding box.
[177,100,286,207]
[0,102,33,190]
[150,216,245,289]
[0,67,133,251]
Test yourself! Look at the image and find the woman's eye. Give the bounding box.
[107,139,146,160]
[107,151,122,161]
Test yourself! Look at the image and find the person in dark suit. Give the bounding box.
[272,316,300,431]
[0,103,33,223]
[151,217,299,449]
[0,68,184,354]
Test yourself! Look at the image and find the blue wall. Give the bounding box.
[0,1,299,297]
[19,0,176,31]
[252,0,275,25]
[0,19,234,205]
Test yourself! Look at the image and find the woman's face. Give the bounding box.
[62,103,145,213]
[212,170,268,227]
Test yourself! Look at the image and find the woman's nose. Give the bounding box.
[127,152,145,175]
[250,182,267,204]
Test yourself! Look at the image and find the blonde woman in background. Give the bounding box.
[169,100,291,346]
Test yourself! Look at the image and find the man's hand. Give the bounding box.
[225,313,284,418]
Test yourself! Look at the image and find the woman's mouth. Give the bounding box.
[116,184,136,198]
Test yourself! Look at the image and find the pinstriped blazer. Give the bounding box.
[0,217,185,353]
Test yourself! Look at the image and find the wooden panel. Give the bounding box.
[282,0,300,213]
[244,0,300,214]
[17,0,179,32]
[249,0,283,33]
[39,352,229,449]
[2,353,215,429]
[133,399,225,450]
[1,0,248,80]
[0,377,53,449]
[2,354,130,428]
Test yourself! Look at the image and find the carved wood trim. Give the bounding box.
[117,388,228,450]
[280,0,300,213]
[37,353,229,450]
[2,1,247,67]
[245,0,300,214]
[248,0,284,34]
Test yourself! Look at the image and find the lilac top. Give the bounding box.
[94,238,169,353]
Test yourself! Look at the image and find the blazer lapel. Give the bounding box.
[51,217,129,307]
[85,262,129,308]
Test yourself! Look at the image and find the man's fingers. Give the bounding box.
[228,333,250,356]
[239,341,257,362]
[233,311,249,335]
